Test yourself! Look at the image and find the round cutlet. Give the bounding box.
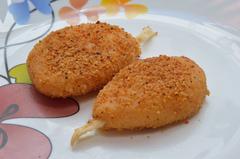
[93,55,209,130]
[27,22,141,97]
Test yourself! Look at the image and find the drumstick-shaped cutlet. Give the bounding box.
[71,55,209,147]
[27,22,157,98]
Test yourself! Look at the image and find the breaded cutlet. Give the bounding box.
[93,55,209,130]
[71,55,209,146]
[27,22,141,97]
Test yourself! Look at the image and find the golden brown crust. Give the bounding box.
[93,55,209,130]
[27,22,140,97]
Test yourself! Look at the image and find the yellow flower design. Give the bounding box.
[101,0,148,18]
[9,64,31,84]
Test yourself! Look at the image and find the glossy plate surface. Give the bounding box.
[0,1,240,159]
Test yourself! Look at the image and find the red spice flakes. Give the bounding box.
[184,120,189,124]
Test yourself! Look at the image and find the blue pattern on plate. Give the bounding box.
[9,0,52,25]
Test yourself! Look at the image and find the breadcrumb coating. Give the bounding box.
[93,55,209,130]
[27,22,140,97]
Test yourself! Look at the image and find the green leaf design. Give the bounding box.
[9,64,32,84]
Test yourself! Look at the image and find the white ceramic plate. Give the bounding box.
[1,1,240,159]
